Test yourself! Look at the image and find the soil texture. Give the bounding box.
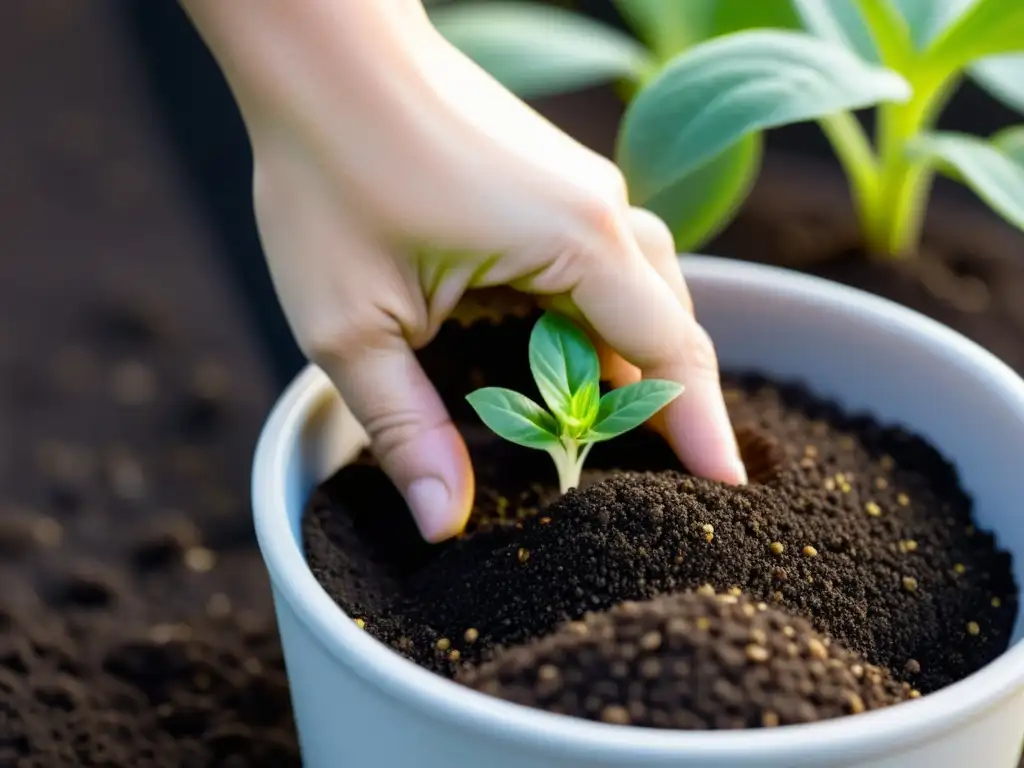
[305,332,1017,723]
[457,591,912,729]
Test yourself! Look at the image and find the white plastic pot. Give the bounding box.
[252,256,1024,768]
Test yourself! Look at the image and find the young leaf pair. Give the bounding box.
[466,311,683,494]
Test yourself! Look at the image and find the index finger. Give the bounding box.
[570,223,746,486]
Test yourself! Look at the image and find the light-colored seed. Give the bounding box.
[762,710,780,728]
[804,445,818,458]
[600,705,631,725]
[640,631,662,651]
[897,493,910,506]
[749,628,767,646]
[538,664,560,682]
[436,638,451,651]
[697,584,716,596]
[517,547,530,563]
[807,638,828,660]
[966,621,980,636]
[909,689,922,699]
[354,618,366,629]
[746,644,770,662]
[464,627,479,643]
[991,597,1002,608]
[953,563,966,575]
[741,604,756,617]
[782,626,796,638]
[696,617,711,631]
[835,473,846,484]
[874,477,889,490]
[727,586,742,597]
[802,545,818,558]
[770,542,784,555]
[702,523,714,534]
[184,546,216,573]
[448,649,461,662]
[846,692,866,714]
[902,576,919,593]
[864,501,881,517]
[824,478,836,491]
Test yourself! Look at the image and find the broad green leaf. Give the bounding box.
[992,126,1024,160]
[906,131,1024,231]
[429,2,655,99]
[617,29,911,205]
[790,0,881,63]
[465,388,561,450]
[529,311,601,426]
[972,54,1024,115]
[586,380,684,442]
[646,134,763,251]
[890,0,974,50]
[924,0,1024,72]
[613,0,800,61]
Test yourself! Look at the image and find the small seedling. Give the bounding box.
[465,311,683,494]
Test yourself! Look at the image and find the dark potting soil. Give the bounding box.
[304,325,1018,724]
[457,591,913,729]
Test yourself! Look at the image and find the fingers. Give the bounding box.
[315,334,475,543]
[571,211,746,486]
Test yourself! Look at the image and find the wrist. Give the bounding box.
[181,0,443,128]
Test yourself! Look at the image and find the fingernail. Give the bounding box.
[732,457,749,486]
[406,477,453,542]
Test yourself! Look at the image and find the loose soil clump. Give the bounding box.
[304,367,1017,713]
[458,591,913,729]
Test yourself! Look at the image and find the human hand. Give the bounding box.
[183,0,746,542]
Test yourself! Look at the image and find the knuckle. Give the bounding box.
[297,313,380,366]
[631,207,676,259]
[686,322,720,377]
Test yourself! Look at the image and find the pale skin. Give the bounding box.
[180,0,747,543]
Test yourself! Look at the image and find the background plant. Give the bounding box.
[466,311,683,493]
[431,0,1024,258]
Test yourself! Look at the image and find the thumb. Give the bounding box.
[317,334,474,543]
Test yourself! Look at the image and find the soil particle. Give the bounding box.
[457,591,911,728]
[305,375,1017,697]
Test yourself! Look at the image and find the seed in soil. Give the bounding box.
[457,591,911,729]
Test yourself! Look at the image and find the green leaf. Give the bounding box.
[613,0,705,59]
[617,29,911,205]
[429,2,655,99]
[646,134,763,251]
[992,125,1024,160]
[465,388,561,450]
[569,380,601,436]
[906,131,1024,231]
[613,0,800,61]
[790,0,881,63]
[972,54,1024,115]
[586,380,684,443]
[924,0,1024,72]
[890,0,973,50]
[529,311,601,428]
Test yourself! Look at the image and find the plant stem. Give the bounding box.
[819,112,880,236]
[865,71,957,257]
[551,439,594,494]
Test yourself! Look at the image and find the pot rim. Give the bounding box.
[252,256,1024,762]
